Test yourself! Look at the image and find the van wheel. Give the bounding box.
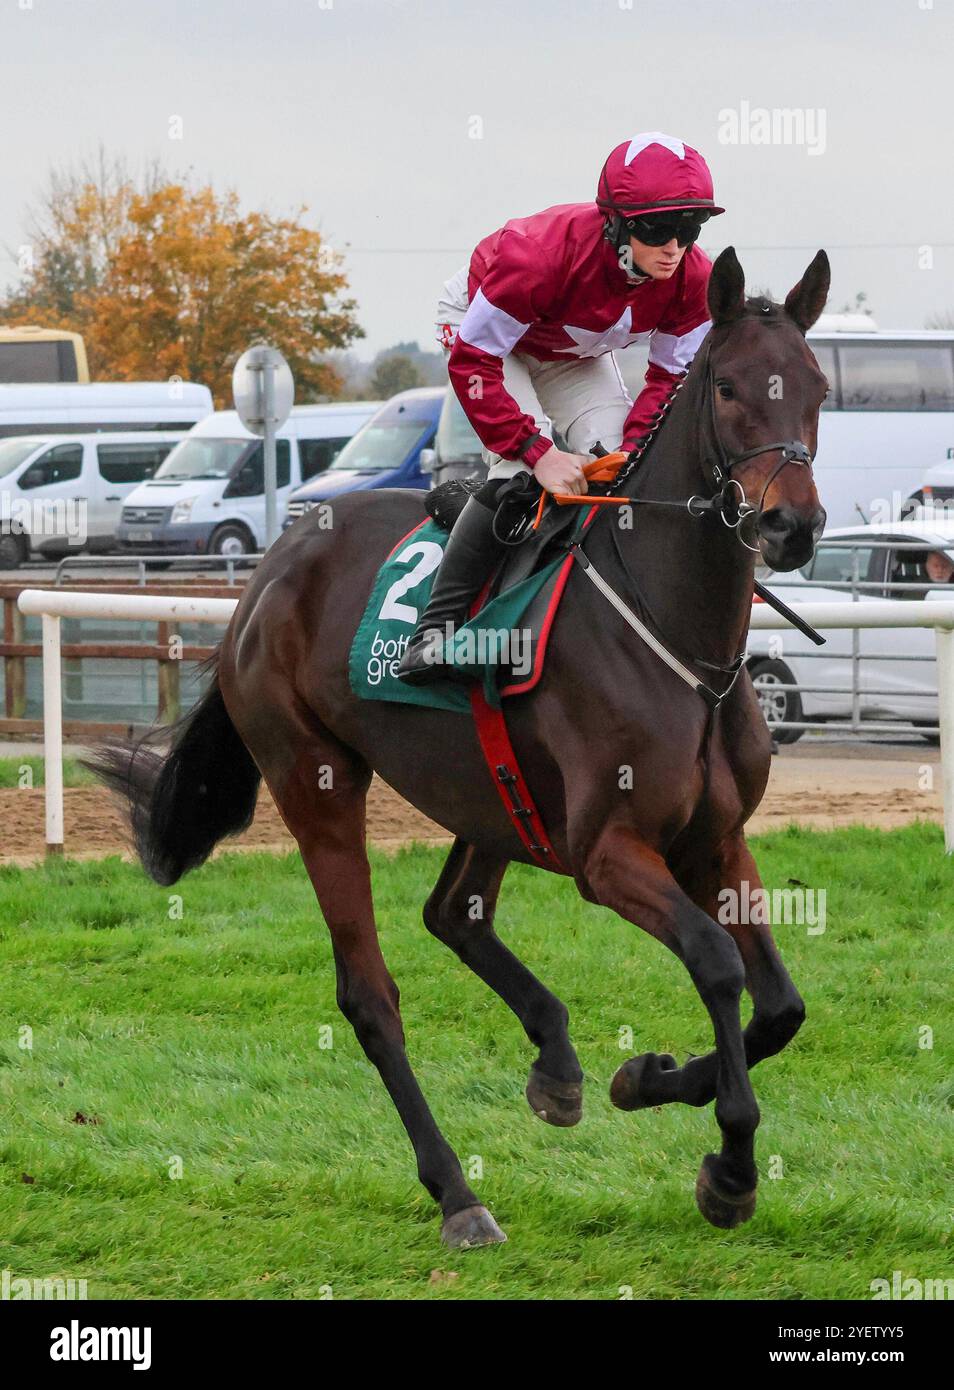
[209,523,253,557]
[748,658,804,744]
[0,533,28,569]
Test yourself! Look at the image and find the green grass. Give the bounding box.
[1,824,952,1300]
[0,755,94,789]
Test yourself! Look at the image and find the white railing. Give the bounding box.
[17,590,237,855]
[16,588,954,856]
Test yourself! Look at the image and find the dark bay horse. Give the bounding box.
[93,246,831,1248]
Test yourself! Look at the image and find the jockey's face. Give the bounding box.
[628,235,686,280]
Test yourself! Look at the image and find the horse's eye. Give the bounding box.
[717,382,735,401]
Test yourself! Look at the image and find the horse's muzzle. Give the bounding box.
[758,504,826,572]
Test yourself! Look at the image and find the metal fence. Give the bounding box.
[751,540,954,739]
[0,557,256,736]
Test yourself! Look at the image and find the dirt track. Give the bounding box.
[0,743,943,866]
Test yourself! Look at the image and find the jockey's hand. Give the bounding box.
[534,446,590,496]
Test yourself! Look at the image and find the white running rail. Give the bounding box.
[18,589,238,856]
[15,589,954,855]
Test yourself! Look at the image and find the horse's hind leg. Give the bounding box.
[617,834,805,1112]
[252,718,505,1249]
[424,839,583,1127]
[586,826,759,1229]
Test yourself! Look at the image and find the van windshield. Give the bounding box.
[436,390,482,462]
[0,438,45,478]
[154,437,252,481]
[329,416,432,472]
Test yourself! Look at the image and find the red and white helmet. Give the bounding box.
[596,132,725,218]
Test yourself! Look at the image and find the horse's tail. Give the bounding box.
[84,655,261,887]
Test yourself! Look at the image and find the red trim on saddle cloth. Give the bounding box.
[500,506,600,697]
[386,518,428,558]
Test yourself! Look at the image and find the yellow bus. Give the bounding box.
[0,326,90,384]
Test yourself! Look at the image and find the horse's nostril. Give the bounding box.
[759,507,798,541]
[760,506,824,543]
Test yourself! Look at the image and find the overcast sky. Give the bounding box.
[3,0,953,356]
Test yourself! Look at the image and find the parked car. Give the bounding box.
[284,388,443,527]
[118,402,379,557]
[0,431,186,567]
[747,520,954,742]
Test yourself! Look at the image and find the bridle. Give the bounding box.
[690,340,816,553]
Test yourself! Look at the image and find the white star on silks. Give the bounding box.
[555,308,650,358]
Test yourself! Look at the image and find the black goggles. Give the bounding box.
[625,211,710,247]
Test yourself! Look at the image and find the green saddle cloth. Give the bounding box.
[348,518,565,712]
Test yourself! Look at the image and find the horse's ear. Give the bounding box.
[707,246,746,325]
[784,250,831,333]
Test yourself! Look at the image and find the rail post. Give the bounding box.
[41,612,64,856]
[156,619,181,723]
[936,627,954,854]
[4,595,26,718]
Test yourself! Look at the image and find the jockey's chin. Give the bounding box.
[629,238,686,280]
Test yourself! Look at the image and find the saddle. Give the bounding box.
[425,477,590,694]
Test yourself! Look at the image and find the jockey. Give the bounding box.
[398,131,724,685]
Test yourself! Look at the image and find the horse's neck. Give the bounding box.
[618,372,757,669]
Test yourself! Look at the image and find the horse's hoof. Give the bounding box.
[441,1204,508,1250]
[694,1155,757,1230]
[525,1064,583,1127]
[610,1052,677,1111]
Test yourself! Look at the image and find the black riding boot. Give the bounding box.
[397,496,505,685]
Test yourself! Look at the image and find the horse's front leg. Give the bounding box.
[584,824,760,1229]
[424,838,584,1127]
[616,833,806,1111]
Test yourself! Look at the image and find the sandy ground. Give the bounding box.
[0,741,943,866]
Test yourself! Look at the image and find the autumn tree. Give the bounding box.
[3,157,364,403]
[2,151,165,323]
[368,353,422,399]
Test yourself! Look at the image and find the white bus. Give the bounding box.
[805,319,954,529]
[0,381,213,439]
[616,316,954,531]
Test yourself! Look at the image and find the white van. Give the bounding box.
[0,431,187,567]
[118,402,380,557]
[0,381,213,438]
